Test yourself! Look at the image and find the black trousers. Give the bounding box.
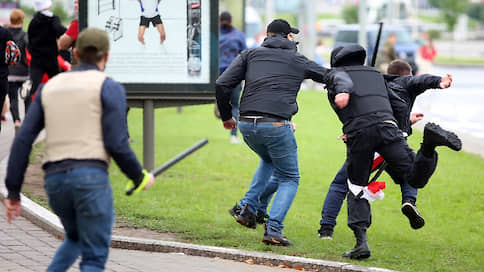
[27,59,59,112]
[7,81,22,122]
[345,122,437,230]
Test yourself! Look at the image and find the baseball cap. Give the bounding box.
[76,27,110,58]
[267,19,299,36]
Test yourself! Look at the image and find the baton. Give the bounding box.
[369,161,387,182]
[370,21,384,67]
[126,138,209,195]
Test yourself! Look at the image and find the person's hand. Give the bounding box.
[223,117,236,130]
[337,134,348,142]
[440,74,452,89]
[290,122,297,132]
[143,173,155,190]
[410,112,424,125]
[4,199,21,223]
[335,93,349,109]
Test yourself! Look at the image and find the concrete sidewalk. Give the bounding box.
[0,118,396,272]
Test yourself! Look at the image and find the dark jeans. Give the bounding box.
[27,60,59,112]
[44,167,114,272]
[319,160,418,229]
[7,81,22,122]
[345,123,437,230]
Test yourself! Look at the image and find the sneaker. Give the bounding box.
[423,122,462,151]
[255,212,269,224]
[236,204,257,229]
[262,232,293,246]
[228,203,241,218]
[317,226,334,240]
[230,135,242,144]
[401,202,425,229]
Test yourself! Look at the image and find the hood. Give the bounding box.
[330,44,366,67]
[261,35,297,51]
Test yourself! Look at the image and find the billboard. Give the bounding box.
[79,0,218,99]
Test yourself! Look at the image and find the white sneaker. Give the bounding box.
[230,135,242,144]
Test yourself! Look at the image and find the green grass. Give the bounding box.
[109,90,484,272]
[435,56,484,66]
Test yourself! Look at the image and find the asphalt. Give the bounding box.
[0,115,397,272]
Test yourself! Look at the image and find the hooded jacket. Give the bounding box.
[328,44,396,133]
[216,34,353,121]
[27,12,66,65]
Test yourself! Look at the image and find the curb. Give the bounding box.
[0,155,399,272]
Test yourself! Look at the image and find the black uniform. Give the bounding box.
[327,45,438,231]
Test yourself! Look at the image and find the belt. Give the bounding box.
[239,115,287,123]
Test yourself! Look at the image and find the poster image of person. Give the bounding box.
[137,0,166,44]
[87,0,211,84]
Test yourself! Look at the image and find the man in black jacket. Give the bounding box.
[317,59,454,241]
[216,19,353,246]
[326,44,461,259]
[0,25,14,133]
[27,0,66,112]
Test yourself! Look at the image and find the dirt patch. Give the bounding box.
[22,146,179,242]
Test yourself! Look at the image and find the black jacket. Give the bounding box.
[7,27,29,77]
[27,12,66,64]
[216,35,353,121]
[384,74,442,135]
[0,26,13,78]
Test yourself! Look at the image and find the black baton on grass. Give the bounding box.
[126,138,209,195]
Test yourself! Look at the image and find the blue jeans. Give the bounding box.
[320,160,418,228]
[44,167,114,272]
[230,84,242,136]
[238,120,299,235]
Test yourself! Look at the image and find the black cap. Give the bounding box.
[220,11,232,22]
[267,19,299,36]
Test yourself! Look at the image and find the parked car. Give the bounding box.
[333,24,419,74]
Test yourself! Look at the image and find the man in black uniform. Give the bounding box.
[216,19,353,246]
[326,44,462,259]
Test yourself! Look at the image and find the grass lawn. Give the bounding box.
[109,90,484,272]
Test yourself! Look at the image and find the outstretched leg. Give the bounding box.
[156,23,166,44]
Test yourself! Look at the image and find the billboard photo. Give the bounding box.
[80,0,218,96]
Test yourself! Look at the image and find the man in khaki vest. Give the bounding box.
[4,27,155,271]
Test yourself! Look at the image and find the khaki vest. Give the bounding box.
[41,70,110,164]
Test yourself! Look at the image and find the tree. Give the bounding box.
[467,3,484,24]
[342,5,358,24]
[428,0,469,31]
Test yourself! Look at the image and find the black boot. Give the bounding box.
[422,122,462,155]
[236,204,257,229]
[342,228,371,259]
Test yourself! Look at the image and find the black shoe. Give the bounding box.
[342,228,371,260]
[401,202,425,230]
[317,226,334,240]
[236,204,257,229]
[423,122,462,151]
[255,212,269,224]
[262,232,293,246]
[228,203,241,218]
